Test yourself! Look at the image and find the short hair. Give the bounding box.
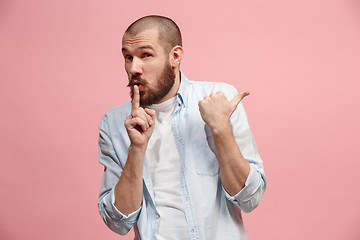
[125,15,182,54]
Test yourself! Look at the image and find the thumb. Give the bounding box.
[230,91,250,111]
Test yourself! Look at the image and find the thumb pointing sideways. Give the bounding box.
[230,91,250,112]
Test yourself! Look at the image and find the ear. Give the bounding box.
[169,45,184,69]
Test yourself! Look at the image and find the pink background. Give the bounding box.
[1,0,359,239]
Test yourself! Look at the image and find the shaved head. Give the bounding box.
[125,15,182,54]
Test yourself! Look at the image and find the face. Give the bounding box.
[122,29,176,107]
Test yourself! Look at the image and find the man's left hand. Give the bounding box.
[198,91,249,132]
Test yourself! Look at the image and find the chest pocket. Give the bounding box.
[191,138,219,176]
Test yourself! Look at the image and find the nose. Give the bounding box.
[128,57,143,76]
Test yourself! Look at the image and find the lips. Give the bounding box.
[137,84,143,91]
[133,81,141,86]
[128,80,145,92]
[128,74,147,93]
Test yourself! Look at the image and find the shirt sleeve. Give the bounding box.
[97,113,141,235]
[222,165,266,213]
[223,88,267,213]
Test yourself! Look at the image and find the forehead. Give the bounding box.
[122,29,161,51]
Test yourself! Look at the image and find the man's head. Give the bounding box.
[125,15,182,55]
[122,15,184,107]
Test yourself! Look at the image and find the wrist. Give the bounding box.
[209,121,232,136]
[129,144,147,155]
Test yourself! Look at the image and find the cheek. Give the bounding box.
[146,63,160,72]
[144,66,160,79]
[124,66,131,77]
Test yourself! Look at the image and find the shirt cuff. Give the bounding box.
[223,165,261,203]
[110,188,141,223]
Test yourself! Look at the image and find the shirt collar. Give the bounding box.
[176,71,190,107]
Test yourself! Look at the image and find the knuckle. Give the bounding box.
[138,108,146,115]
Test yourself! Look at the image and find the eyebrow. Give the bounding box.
[139,45,155,50]
[122,45,155,52]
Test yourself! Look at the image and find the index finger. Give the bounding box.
[132,85,140,112]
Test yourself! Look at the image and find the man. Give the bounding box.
[98,15,266,240]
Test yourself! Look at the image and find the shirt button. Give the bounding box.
[191,228,195,233]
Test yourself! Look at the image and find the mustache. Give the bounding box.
[127,75,146,87]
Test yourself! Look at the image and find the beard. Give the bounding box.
[128,61,176,107]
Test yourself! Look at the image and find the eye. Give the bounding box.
[142,53,152,58]
[124,54,133,61]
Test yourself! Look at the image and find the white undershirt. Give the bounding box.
[146,97,190,240]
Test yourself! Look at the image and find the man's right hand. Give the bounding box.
[124,85,156,148]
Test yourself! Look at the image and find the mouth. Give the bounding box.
[134,81,143,90]
[128,75,146,91]
[129,80,145,92]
